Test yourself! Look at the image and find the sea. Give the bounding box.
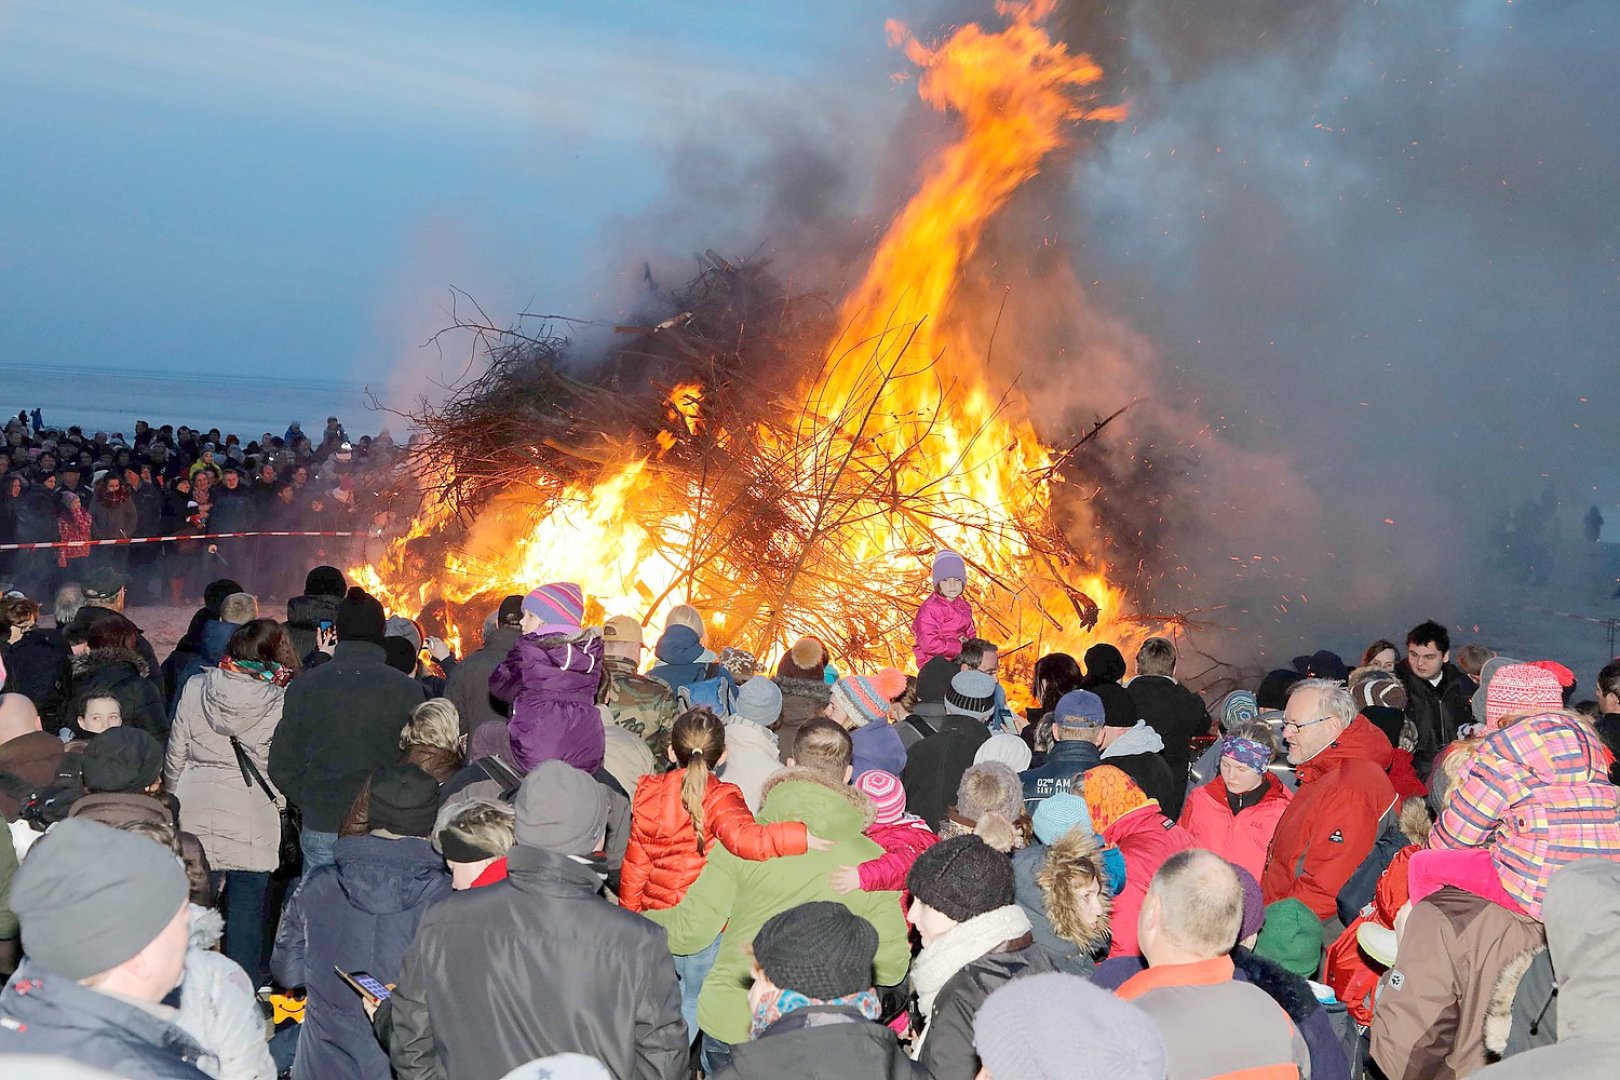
[0,361,402,440]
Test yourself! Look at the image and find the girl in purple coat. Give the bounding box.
[488,582,606,773]
[912,549,977,667]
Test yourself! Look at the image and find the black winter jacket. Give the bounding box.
[1396,660,1475,780]
[285,593,341,663]
[1125,675,1209,806]
[902,715,991,831]
[270,833,451,1080]
[716,1004,918,1080]
[912,933,1057,1080]
[1,626,69,719]
[268,640,425,832]
[389,843,686,1080]
[66,646,169,738]
[0,960,214,1078]
[442,625,519,736]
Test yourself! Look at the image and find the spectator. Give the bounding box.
[432,795,515,889]
[1474,859,1620,1079]
[1080,643,1138,727]
[598,614,679,757]
[0,818,208,1077]
[1018,689,1104,808]
[0,594,69,718]
[1262,678,1398,931]
[1178,721,1292,881]
[389,761,686,1080]
[284,565,346,663]
[1115,849,1312,1079]
[1022,650,1084,754]
[958,638,1016,733]
[937,761,1030,853]
[269,586,425,872]
[165,618,297,985]
[1396,620,1475,778]
[66,611,167,738]
[905,834,1056,1080]
[338,697,465,838]
[646,624,707,693]
[1083,765,1196,958]
[717,672,785,811]
[1024,798,1117,974]
[442,594,521,736]
[488,582,605,773]
[972,971,1168,1080]
[1125,636,1209,819]
[829,668,909,780]
[271,763,452,1080]
[831,768,939,901]
[713,902,912,1079]
[772,636,833,762]
[0,692,65,821]
[168,590,259,710]
[643,719,911,1071]
[903,669,996,830]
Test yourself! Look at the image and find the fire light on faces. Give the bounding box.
[356,0,1140,674]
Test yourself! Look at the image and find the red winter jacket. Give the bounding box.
[1324,844,1417,1027]
[1104,806,1197,958]
[1178,773,1292,881]
[1262,715,1399,920]
[620,770,808,913]
[857,817,939,893]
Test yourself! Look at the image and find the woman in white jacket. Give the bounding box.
[166,618,298,986]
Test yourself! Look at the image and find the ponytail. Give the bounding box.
[671,707,726,856]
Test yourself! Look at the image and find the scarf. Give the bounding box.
[750,986,880,1040]
[220,656,294,688]
[909,903,1031,1054]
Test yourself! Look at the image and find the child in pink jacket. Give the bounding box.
[912,549,976,666]
[831,770,939,898]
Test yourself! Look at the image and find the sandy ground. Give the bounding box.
[125,602,219,658]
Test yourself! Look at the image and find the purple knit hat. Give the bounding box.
[1233,863,1265,942]
[522,582,584,637]
[932,549,967,585]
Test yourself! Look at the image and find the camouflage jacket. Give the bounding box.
[604,656,679,758]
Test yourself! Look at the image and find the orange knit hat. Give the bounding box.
[1082,766,1156,833]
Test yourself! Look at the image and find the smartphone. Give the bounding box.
[318,619,334,633]
[334,967,391,1003]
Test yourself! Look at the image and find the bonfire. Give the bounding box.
[357,0,1145,675]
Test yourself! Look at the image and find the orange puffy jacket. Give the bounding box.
[620,769,809,912]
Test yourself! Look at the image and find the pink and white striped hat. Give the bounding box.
[854,770,909,825]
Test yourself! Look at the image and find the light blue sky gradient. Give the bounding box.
[0,0,915,388]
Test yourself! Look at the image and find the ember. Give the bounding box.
[356,0,1144,673]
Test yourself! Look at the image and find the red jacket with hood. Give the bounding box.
[1104,806,1198,958]
[1263,714,1399,920]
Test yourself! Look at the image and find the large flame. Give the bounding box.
[357,0,1134,672]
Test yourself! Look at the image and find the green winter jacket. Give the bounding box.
[643,767,910,1045]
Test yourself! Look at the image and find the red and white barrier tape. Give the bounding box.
[0,529,378,552]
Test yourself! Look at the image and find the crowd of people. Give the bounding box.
[0,411,402,605]
[1,519,1619,1079]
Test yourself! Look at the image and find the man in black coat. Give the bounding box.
[1125,636,1210,809]
[902,669,997,830]
[442,594,522,736]
[388,760,686,1080]
[715,902,912,1080]
[268,586,425,872]
[1395,619,1474,781]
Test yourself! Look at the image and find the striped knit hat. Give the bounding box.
[831,668,906,728]
[1484,662,1565,729]
[521,582,584,638]
[854,770,909,825]
[945,669,998,723]
[1031,792,1094,846]
[932,549,968,585]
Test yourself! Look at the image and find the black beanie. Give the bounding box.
[383,636,418,674]
[368,764,440,837]
[916,655,957,705]
[304,565,347,598]
[906,835,1015,922]
[1255,669,1304,711]
[336,586,387,645]
[203,578,245,616]
[81,728,165,793]
[752,902,878,1000]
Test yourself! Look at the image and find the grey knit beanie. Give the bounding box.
[974,971,1168,1080]
[11,818,188,981]
[514,761,608,856]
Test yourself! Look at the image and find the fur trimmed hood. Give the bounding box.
[1484,945,1545,1056]
[1036,827,1112,958]
[71,645,150,679]
[774,676,833,702]
[760,766,876,831]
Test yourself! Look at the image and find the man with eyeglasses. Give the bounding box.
[1261,678,1399,941]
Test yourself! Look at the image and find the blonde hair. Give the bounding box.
[402,699,463,754]
[665,604,705,641]
[672,708,725,855]
[219,592,260,625]
[1037,826,1112,952]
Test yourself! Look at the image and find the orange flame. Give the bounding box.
[358,0,1136,673]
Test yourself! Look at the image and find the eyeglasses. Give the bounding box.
[1281,716,1334,735]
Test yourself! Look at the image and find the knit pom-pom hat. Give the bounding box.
[831,667,904,728]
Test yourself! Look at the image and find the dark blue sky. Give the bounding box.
[0,0,914,387]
